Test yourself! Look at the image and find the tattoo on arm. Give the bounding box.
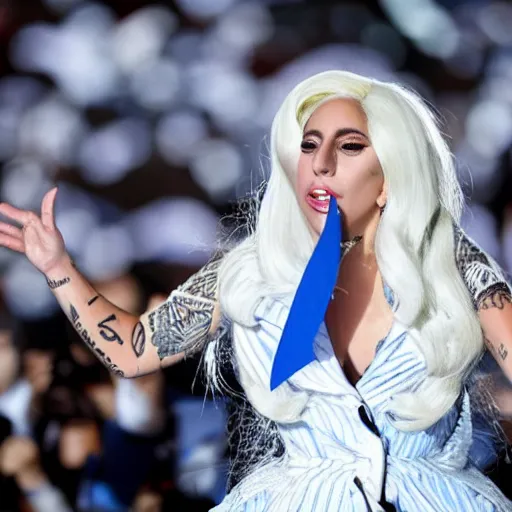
[148,296,215,359]
[485,337,509,362]
[47,276,71,289]
[148,253,221,360]
[131,322,146,357]
[97,314,124,345]
[478,288,512,311]
[70,304,125,377]
[454,225,512,310]
[88,295,99,306]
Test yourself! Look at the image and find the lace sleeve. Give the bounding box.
[453,225,512,311]
[147,251,223,360]
[203,327,284,491]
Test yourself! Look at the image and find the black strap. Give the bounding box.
[357,406,397,511]
[353,477,374,512]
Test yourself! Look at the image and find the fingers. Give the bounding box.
[0,187,58,230]
[41,187,58,230]
[0,202,34,226]
[0,221,23,239]
[0,233,25,253]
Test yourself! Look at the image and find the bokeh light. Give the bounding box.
[78,118,152,185]
[125,198,218,265]
[156,109,209,167]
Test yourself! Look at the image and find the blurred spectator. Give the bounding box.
[0,434,72,511]
[0,414,20,510]
[0,411,72,511]
[0,315,32,436]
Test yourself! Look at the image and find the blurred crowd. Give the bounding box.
[0,0,512,509]
[0,273,227,511]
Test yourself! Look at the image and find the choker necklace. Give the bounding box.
[341,235,363,254]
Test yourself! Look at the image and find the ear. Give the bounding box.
[376,182,387,208]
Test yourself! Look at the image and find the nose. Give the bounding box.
[312,147,335,177]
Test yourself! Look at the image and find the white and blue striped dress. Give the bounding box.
[212,290,512,511]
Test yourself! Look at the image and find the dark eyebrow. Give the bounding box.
[303,128,369,141]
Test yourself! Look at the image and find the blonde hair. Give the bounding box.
[218,70,483,431]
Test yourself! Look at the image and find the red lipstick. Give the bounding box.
[306,186,340,214]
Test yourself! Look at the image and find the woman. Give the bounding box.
[0,70,511,510]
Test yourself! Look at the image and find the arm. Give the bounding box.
[454,225,512,381]
[0,189,222,379]
[477,292,512,382]
[45,252,222,378]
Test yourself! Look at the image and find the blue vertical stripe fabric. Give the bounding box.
[212,288,512,511]
[270,195,342,390]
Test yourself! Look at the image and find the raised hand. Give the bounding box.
[0,187,68,275]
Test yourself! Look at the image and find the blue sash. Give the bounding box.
[270,196,342,390]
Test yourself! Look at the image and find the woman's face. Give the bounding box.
[296,98,385,239]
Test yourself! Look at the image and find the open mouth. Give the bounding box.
[306,188,331,213]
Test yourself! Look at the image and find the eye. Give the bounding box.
[340,142,366,153]
[300,140,316,152]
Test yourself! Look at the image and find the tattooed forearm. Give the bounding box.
[148,253,221,360]
[88,295,99,306]
[131,322,146,357]
[70,305,125,377]
[485,337,509,362]
[478,287,512,311]
[97,314,124,345]
[47,276,71,289]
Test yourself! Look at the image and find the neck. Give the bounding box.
[343,209,381,264]
[343,241,378,273]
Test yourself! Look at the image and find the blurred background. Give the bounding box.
[0,0,511,510]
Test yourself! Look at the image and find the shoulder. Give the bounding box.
[452,224,490,267]
[452,223,511,310]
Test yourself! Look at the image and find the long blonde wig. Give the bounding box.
[217,70,483,431]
